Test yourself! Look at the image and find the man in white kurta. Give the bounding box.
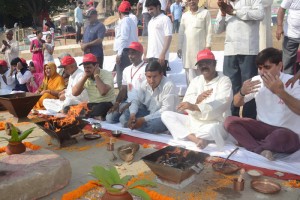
[162,49,232,149]
[0,30,19,69]
[43,56,88,113]
[259,0,273,51]
[178,0,212,84]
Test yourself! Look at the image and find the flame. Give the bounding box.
[43,103,89,133]
[166,147,190,158]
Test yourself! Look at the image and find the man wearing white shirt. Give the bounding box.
[107,42,147,123]
[114,1,139,89]
[43,56,89,113]
[120,61,178,134]
[276,0,300,75]
[0,60,16,94]
[225,48,300,160]
[145,0,173,76]
[1,30,19,69]
[74,1,84,44]
[215,0,264,119]
[162,50,232,149]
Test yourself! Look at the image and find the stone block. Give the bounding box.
[0,149,71,200]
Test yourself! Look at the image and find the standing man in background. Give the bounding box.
[136,0,152,36]
[1,30,19,69]
[114,1,139,89]
[276,0,300,75]
[74,1,84,44]
[144,0,173,76]
[259,0,273,51]
[178,0,212,85]
[170,0,183,33]
[82,9,106,68]
[215,0,264,119]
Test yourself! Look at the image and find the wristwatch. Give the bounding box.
[232,10,237,16]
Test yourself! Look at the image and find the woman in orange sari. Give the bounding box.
[34,62,65,109]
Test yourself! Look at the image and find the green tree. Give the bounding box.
[0,0,69,27]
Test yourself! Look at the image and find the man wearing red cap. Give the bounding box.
[73,53,115,120]
[162,49,232,149]
[82,9,106,68]
[0,60,16,94]
[43,56,88,113]
[107,42,147,123]
[114,0,139,89]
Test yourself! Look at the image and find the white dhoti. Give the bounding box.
[161,111,228,148]
[43,99,64,113]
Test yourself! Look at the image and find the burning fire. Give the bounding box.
[44,103,90,133]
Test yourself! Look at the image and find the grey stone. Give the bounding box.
[0,149,71,200]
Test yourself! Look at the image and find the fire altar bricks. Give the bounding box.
[142,146,210,189]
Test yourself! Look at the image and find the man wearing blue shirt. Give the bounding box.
[81,9,106,69]
[170,0,182,33]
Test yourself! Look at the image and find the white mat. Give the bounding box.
[86,119,300,176]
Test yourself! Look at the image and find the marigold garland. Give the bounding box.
[61,180,99,200]
[0,122,5,130]
[0,142,41,153]
[283,180,300,188]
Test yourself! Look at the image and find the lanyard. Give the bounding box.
[130,61,144,82]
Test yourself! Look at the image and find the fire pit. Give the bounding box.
[142,146,209,185]
[0,92,41,121]
[35,117,88,147]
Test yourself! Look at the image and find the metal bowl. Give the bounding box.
[251,179,281,194]
[247,169,263,179]
[91,123,102,131]
[112,130,122,137]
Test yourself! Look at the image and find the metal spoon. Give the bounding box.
[220,147,239,169]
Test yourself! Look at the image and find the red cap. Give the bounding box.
[79,53,97,66]
[0,60,7,67]
[60,56,76,67]
[118,0,131,12]
[20,58,27,64]
[195,49,215,65]
[86,1,93,6]
[124,42,143,53]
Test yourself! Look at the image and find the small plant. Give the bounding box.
[90,165,156,200]
[0,122,35,143]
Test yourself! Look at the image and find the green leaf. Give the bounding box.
[120,175,132,185]
[18,127,35,141]
[128,180,157,189]
[109,166,121,183]
[0,136,9,141]
[128,188,151,200]
[90,166,115,187]
[9,126,20,142]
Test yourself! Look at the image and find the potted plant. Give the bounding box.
[90,165,157,200]
[0,122,35,155]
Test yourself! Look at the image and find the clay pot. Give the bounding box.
[5,142,26,155]
[102,184,133,200]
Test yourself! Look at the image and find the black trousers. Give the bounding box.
[75,22,83,43]
[87,102,113,119]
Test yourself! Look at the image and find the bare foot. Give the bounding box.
[186,134,209,149]
[195,138,209,149]
[260,150,274,161]
[94,116,104,121]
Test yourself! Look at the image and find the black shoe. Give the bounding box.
[166,66,171,71]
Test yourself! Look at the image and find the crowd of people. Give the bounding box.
[0,0,300,161]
